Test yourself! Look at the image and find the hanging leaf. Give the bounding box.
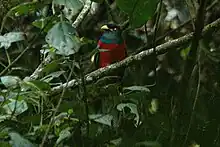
[0,32,25,49]
[116,0,159,28]
[46,22,81,56]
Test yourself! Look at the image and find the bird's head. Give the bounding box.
[99,23,123,43]
[100,23,120,32]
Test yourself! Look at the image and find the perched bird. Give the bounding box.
[91,23,128,80]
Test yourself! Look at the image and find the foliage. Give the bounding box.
[0,0,220,147]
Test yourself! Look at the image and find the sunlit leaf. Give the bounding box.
[0,115,12,122]
[117,103,140,126]
[89,114,113,126]
[3,99,28,116]
[149,98,159,114]
[46,22,81,56]
[0,32,25,49]
[56,127,72,145]
[116,0,159,28]
[1,76,21,88]
[180,47,190,60]
[123,86,150,92]
[9,132,35,147]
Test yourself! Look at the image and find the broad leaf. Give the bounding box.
[46,22,81,56]
[3,99,28,116]
[117,103,140,126]
[0,32,25,49]
[56,127,72,145]
[1,76,21,88]
[9,132,35,147]
[116,0,159,28]
[89,114,113,126]
[6,1,45,17]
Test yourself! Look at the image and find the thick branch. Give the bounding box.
[72,0,92,28]
[51,18,220,95]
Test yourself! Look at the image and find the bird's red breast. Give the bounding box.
[98,40,127,68]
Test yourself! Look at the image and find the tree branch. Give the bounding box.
[25,0,93,81]
[72,0,92,28]
[51,18,220,95]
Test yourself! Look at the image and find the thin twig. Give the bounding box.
[40,60,75,147]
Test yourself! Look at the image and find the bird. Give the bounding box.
[91,23,128,81]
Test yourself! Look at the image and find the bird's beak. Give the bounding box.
[101,25,109,30]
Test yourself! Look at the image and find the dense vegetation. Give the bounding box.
[0,0,220,146]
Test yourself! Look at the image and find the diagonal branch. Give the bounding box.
[26,0,93,81]
[51,18,220,95]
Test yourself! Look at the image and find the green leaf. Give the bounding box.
[9,132,35,147]
[0,142,11,147]
[0,115,12,122]
[46,22,81,56]
[180,47,190,60]
[149,98,159,114]
[123,86,150,92]
[89,114,113,126]
[116,0,159,28]
[56,127,72,145]
[26,80,51,91]
[117,103,140,126]
[32,16,59,32]
[0,32,25,49]
[41,71,65,82]
[3,99,28,116]
[1,76,21,88]
[8,1,44,16]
